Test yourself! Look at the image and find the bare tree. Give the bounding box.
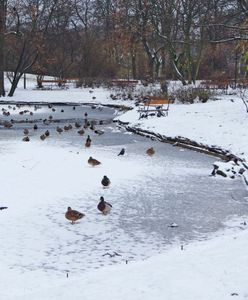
[0,0,6,96]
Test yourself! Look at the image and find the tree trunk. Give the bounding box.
[0,0,6,97]
[8,73,23,97]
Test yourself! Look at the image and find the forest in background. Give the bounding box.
[1,0,248,96]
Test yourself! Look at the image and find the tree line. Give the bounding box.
[0,0,248,97]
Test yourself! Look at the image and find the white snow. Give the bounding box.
[1,76,248,299]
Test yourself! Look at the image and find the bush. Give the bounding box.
[170,87,213,104]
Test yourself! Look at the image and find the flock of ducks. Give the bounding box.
[1,103,156,224]
[1,104,105,143]
[65,145,155,224]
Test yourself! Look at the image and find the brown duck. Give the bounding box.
[65,207,85,224]
[75,122,81,128]
[77,129,85,135]
[88,156,101,166]
[97,196,112,215]
[146,147,155,156]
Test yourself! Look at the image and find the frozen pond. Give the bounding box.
[0,103,248,274]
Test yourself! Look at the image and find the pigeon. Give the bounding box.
[97,196,112,215]
[65,207,85,224]
[101,175,111,187]
[118,148,125,156]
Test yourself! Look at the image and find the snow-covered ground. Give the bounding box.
[1,76,248,299]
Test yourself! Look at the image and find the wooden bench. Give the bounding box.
[111,79,139,87]
[138,97,172,118]
[37,79,68,90]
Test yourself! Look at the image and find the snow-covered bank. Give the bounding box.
[1,221,248,300]
[1,77,248,299]
[116,95,248,183]
[117,96,247,159]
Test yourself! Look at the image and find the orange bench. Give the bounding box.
[111,79,138,87]
[138,97,172,118]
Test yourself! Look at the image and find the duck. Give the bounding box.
[94,129,104,135]
[88,156,101,166]
[77,129,85,135]
[75,122,81,128]
[101,175,111,187]
[45,130,50,137]
[23,128,29,135]
[3,121,13,128]
[65,207,85,224]
[85,135,91,147]
[146,147,155,156]
[56,126,63,133]
[40,134,46,141]
[97,196,112,215]
[22,136,30,142]
[118,148,125,156]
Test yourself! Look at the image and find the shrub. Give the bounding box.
[170,87,213,104]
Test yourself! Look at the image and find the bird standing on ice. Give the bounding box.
[146,147,155,156]
[85,135,91,147]
[97,196,112,215]
[118,148,125,156]
[65,207,85,224]
[88,156,101,166]
[101,175,111,187]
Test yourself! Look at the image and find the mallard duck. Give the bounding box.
[94,129,104,135]
[146,147,155,156]
[77,129,85,135]
[65,207,85,224]
[75,122,81,128]
[90,121,96,131]
[85,135,91,147]
[118,148,125,156]
[3,121,13,128]
[40,134,46,141]
[88,156,101,166]
[56,126,63,133]
[97,196,112,215]
[101,175,111,187]
[22,136,30,142]
[23,128,29,135]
